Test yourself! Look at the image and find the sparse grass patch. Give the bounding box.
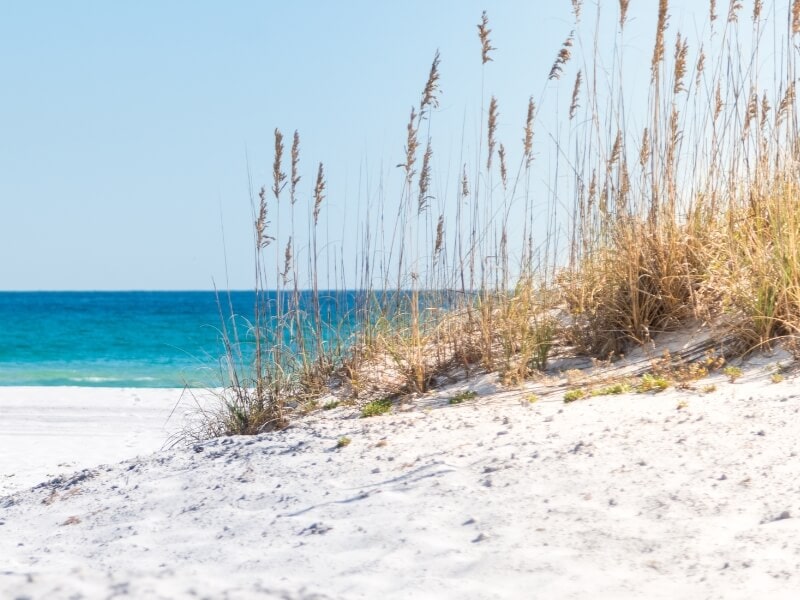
[526,393,539,403]
[322,400,340,410]
[637,374,671,393]
[701,384,717,394]
[724,366,743,383]
[771,373,784,384]
[676,399,688,410]
[563,388,588,403]
[590,382,632,397]
[360,397,393,418]
[449,390,478,404]
[336,436,351,449]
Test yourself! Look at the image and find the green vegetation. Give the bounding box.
[563,389,588,404]
[637,374,671,394]
[336,436,351,449]
[360,397,393,418]
[724,366,743,382]
[449,390,478,405]
[591,382,632,397]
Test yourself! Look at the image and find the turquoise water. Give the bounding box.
[0,291,358,387]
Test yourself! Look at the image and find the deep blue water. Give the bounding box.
[0,291,359,387]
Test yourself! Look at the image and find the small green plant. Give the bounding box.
[360,397,393,418]
[637,374,671,393]
[676,399,688,410]
[701,384,717,393]
[526,393,539,403]
[322,400,340,410]
[563,388,588,403]
[336,436,351,448]
[590,382,632,397]
[771,372,784,384]
[449,390,478,404]
[724,366,743,382]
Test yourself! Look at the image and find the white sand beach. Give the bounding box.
[2,360,800,599]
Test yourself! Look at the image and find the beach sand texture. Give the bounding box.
[2,364,800,598]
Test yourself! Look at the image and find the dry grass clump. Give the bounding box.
[562,0,800,363]
[201,3,800,439]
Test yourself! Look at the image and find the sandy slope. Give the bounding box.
[2,368,800,598]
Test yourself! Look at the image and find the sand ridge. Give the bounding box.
[2,365,800,598]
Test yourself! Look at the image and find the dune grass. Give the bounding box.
[202,1,800,438]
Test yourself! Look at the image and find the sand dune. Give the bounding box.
[2,363,800,598]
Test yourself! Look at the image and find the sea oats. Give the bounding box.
[571,0,582,22]
[569,70,582,119]
[620,160,630,208]
[669,105,680,148]
[639,128,651,168]
[498,143,508,189]
[752,0,763,23]
[400,106,419,186]
[609,129,623,167]
[652,0,669,80]
[256,186,274,249]
[477,11,495,64]
[290,130,301,205]
[673,33,688,95]
[523,96,535,165]
[695,47,706,88]
[418,141,433,214]
[727,0,743,23]
[434,214,444,257]
[272,129,286,201]
[776,83,795,127]
[282,237,293,284]
[619,0,630,29]
[598,186,608,218]
[420,49,441,116]
[313,162,326,226]
[760,92,771,131]
[793,0,800,34]
[487,96,498,171]
[549,32,574,80]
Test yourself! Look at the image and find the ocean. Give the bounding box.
[0,291,360,387]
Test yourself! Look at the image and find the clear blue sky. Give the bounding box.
[1,1,719,290]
